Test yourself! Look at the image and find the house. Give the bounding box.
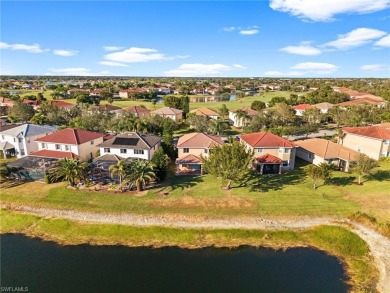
[118,88,143,99]
[339,126,390,160]
[239,132,296,174]
[21,99,41,110]
[97,132,162,161]
[0,124,57,159]
[337,98,384,109]
[313,102,334,114]
[295,138,359,172]
[0,97,15,108]
[49,100,76,110]
[229,108,257,127]
[34,128,105,161]
[292,104,313,116]
[190,107,219,120]
[89,104,122,117]
[175,132,223,174]
[125,106,151,119]
[67,88,90,96]
[151,107,183,121]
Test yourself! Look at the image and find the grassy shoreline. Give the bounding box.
[0,209,378,292]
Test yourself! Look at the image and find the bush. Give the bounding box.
[44,174,51,184]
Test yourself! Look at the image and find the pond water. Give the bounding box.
[1,234,349,293]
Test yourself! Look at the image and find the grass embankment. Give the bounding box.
[0,209,377,291]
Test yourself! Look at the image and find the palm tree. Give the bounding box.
[109,160,128,186]
[235,109,250,127]
[49,158,88,187]
[125,160,156,191]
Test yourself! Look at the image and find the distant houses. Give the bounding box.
[151,107,183,121]
[125,106,151,119]
[190,107,219,120]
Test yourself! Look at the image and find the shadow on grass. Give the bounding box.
[367,170,390,182]
[0,180,27,189]
[170,175,204,192]
[328,176,355,186]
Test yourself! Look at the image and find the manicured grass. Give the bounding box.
[0,209,377,291]
[17,89,54,100]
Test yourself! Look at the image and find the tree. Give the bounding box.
[109,160,128,186]
[49,158,88,187]
[126,160,156,191]
[235,109,250,127]
[30,112,46,125]
[202,141,253,189]
[208,119,228,135]
[162,121,175,159]
[218,104,229,120]
[305,165,323,189]
[350,154,379,185]
[151,148,169,181]
[9,101,35,122]
[251,100,266,111]
[187,114,209,133]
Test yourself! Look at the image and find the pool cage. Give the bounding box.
[7,156,58,181]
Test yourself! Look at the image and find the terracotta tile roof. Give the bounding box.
[50,101,75,108]
[35,128,105,144]
[30,150,79,159]
[256,154,282,163]
[292,104,313,110]
[295,138,359,161]
[313,102,334,110]
[380,122,390,129]
[240,132,295,148]
[230,108,258,116]
[190,107,219,116]
[0,97,15,106]
[338,98,381,107]
[176,154,202,164]
[22,99,41,106]
[151,107,183,115]
[98,104,122,111]
[126,106,151,114]
[177,133,223,148]
[342,126,390,140]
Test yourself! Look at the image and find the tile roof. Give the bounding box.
[295,139,359,161]
[342,126,390,140]
[0,124,19,132]
[97,132,162,150]
[50,101,75,108]
[313,102,334,110]
[230,108,258,116]
[176,154,202,164]
[292,104,313,110]
[177,133,223,148]
[256,154,282,164]
[0,124,57,138]
[35,128,105,144]
[30,150,79,159]
[93,154,123,163]
[126,106,151,114]
[151,107,183,115]
[190,107,219,116]
[240,132,295,148]
[97,104,122,111]
[337,98,382,107]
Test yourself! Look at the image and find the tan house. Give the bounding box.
[239,132,296,174]
[339,126,390,160]
[313,102,334,114]
[190,107,219,120]
[125,106,151,119]
[295,138,359,172]
[34,128,105,161]
[175,132,223,174]
[151,107,183,121]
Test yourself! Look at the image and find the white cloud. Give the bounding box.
[0,42,48,53]
[361,64,389,71]
[290,62,339,74]
[280,42,322,55]
[53,49,78,56]
[323,28,387,49]
[104,47,176,63]
[103,46,125,51]
[239,29,259,35]
[45,68,110,76]
[165,63,246,77]
[223,27,236,32]
[99,61,128,67]
[375,35,390,47]
[269,0,390,22]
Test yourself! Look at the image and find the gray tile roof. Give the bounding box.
[97,132,162,150]
[0,124,58,138]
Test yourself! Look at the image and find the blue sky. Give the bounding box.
[1,0,390,77]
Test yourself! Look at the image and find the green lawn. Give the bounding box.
[1,159,389,224]
[17,89,54,100]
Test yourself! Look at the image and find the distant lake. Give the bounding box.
[1,234,349,293]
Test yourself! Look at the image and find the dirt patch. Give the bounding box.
[346,192,390,222]
[148,196,255,210]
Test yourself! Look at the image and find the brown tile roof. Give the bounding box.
[295,138,359,161]
[240,132,295,148]
[177,133,223,148]
[292,104,313,110]
[337,98,381,107]
[176,154,202,164]
[313,102,334,110]
[256,154,282,163]
[126,106,151,114]
[342,126,390,140]
[50,101,75,108]
[35,128,105,144]
[230,108,258,116]
[97,132,162,150]
[151,107,183,115]
[190,107,219,116]
[30,150,79,159]
[98,104,122,111]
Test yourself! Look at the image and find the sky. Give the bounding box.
[1,0,390,78]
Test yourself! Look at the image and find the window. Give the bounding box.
[120,149,127,154]
[55,144,61,150]
[13,138,16,142]
[1,135,4,139]
[183,148,189,153]
[20,149,25,156]
[104,148,110,153]
[384,140,390,145]
[256,148,263,153]
[65,145,70,151]
[308,153,313,159]
[90,152,93,159]
[357,147,361,152]
[282,160,290,167]
[18,138,23,143]
[90,140,94,145]
[284,148,291,154]
[204,149,208,154]
[41,143,46,149]
[134,149,144,155]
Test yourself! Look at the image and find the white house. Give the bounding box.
[229,108,257,127]
[34,128,105,161]
[97,132,162,161]
[0,124,57,159]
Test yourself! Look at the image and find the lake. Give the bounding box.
[1,234,349,293]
